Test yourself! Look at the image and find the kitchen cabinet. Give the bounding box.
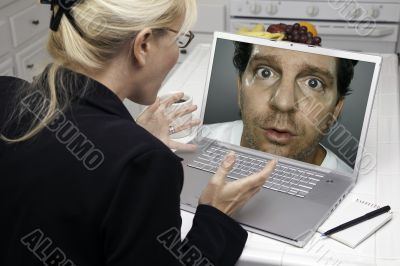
[0,0,50,81]
[0,0,17,9]
[16,36,50,81]
[0,57,14,76]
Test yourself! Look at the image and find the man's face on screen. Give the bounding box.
[238,45,344,163]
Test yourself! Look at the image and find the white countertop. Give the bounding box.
[130,44,400,266]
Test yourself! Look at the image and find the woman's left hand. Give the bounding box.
[136,92,201,151]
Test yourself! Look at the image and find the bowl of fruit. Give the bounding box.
[238,21,322,46]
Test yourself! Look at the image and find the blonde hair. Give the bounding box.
[1,0,197,142]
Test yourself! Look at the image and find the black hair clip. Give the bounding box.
[40,0,84,37]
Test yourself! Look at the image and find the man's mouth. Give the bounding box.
[262,127,297,144]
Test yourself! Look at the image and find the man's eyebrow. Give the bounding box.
[250,54,281,66]
[297,64,335,83]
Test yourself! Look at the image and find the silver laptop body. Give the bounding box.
[177,32,382,247]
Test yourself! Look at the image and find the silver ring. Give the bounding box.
[168,125,176,135]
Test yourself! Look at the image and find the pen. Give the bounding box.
[322,205,391,236]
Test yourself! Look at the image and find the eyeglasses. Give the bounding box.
[163,28,195,49]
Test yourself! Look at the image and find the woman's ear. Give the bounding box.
[131,28,153,67]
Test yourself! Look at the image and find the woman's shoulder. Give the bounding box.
[0,75,24,83]
[0,76,27,98]
[0,76,28,89]
[0,76,29,129]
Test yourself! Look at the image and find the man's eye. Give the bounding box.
[306,78,324,90]
[255,67,273,79]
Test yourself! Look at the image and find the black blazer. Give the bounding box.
[0,72,247,266]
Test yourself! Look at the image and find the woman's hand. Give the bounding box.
[136,92,201,151]
[199,151,277,216]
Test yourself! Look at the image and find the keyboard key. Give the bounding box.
[290,187,308,193]
[279,185,290,192]
[299,177,309,184]
[298,184,312,190]
[232,169,241,175]
[297,191,308,197]
[264,182,273,189]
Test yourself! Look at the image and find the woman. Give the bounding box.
[0,0,276,265]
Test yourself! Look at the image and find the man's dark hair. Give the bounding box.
[232,42,358,97]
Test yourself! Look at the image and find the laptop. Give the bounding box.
[176,32,382,247]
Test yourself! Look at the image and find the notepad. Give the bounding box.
[318,198,392,248]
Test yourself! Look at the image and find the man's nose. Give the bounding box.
[269,79,297,112]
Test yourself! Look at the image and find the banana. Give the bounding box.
[251,23,265,32]
[240,31,285,40]
[237,23,285,41]
[238,27,250,34]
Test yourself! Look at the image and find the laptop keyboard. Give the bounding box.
[187,144,325,198]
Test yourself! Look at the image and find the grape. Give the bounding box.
[285,25,293,34]
[279,22,322,45]
[313,36,322,44]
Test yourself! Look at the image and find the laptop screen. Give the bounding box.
[201,34,380,176]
